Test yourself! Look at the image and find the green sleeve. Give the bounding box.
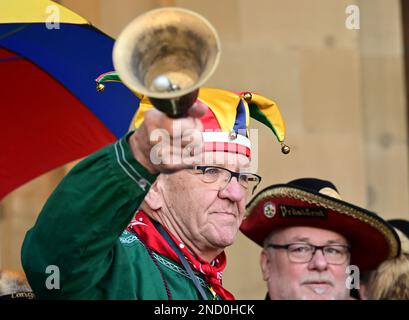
[21,133,158,299]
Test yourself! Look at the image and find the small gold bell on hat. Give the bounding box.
[96,82,105,92]
[229,130,238,140]
[281,143,290,154]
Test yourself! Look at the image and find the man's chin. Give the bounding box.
[206,223,239,247]
[300,285,336,300]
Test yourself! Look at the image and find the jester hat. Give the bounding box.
[96,71,289,158]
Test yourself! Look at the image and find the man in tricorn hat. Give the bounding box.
[240,178,400,300]
[22,79,288,300]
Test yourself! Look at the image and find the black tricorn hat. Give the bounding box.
[240,178,401,271]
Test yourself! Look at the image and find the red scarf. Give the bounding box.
[127,211,235,300]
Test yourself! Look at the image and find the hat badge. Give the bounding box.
[263,202,276,218]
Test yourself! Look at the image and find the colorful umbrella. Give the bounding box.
[0,0,137,200]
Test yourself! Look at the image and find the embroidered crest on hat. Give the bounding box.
[263,202,276,218]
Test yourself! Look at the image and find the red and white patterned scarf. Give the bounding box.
[127,210,235,300]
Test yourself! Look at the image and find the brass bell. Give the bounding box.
[112,7,221,118]
[281,143,290,154]
[96,83,105,92]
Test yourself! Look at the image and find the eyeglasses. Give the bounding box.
[266,243,350,265]
[192,165,262,195]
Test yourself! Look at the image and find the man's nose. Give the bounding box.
[307,249,329,271]
[218,177,245,202]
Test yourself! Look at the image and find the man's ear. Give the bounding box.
[260,250,271,281]
[144,179,163,210]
